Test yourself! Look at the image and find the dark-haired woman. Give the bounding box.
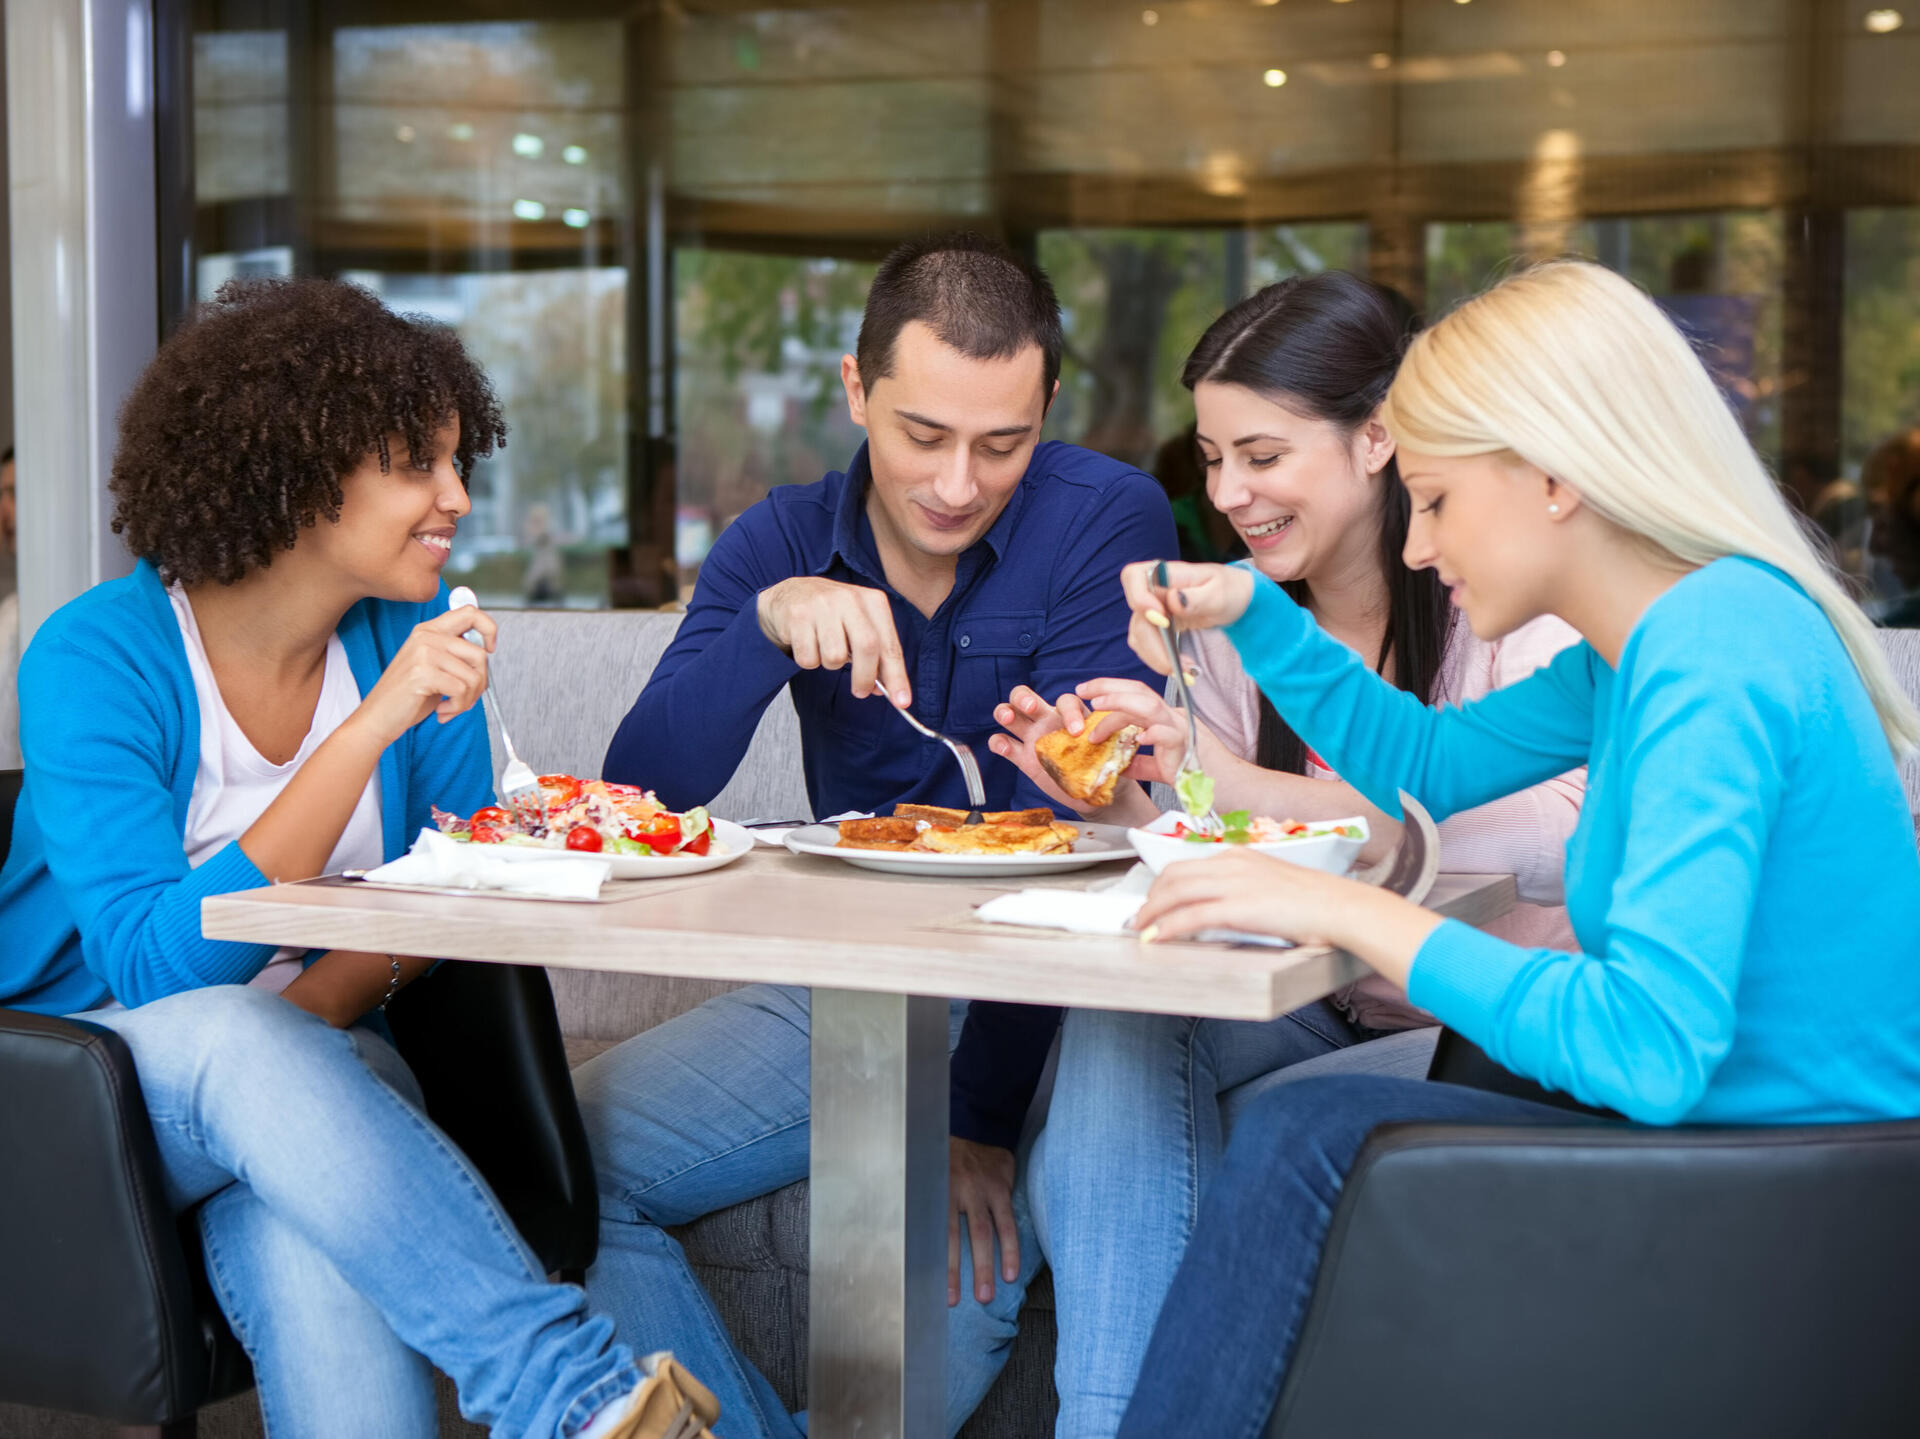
[0,278,716,1439]
[946,273,1586,1438]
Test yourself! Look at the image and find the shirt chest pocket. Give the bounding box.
[945,612,1046,733]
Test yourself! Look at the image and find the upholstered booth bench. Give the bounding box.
[7,609,1918,1439]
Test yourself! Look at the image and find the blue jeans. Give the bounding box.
[574,984,984,1439]
[1116,1074,1603,1439]
[944,1000,1436,1439]
[82,985,643,1439]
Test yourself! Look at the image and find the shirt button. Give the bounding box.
[958,635,971,649]
[1019,632,1032,646]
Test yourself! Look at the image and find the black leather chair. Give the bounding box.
[1264,1028,1920,1438]
[0,768,599,1437]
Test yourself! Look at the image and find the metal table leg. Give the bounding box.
[809,989,949,1438]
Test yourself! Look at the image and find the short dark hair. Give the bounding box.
[110,276,506,587]
[854,233,1063,401]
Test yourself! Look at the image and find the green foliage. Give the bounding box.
[1844,209,1920,469]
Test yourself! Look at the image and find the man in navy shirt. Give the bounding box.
[582,235,1175,1436]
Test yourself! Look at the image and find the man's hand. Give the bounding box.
[949,1137,1019,1306]
[756,577,913,706]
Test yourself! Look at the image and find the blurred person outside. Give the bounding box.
[524,502,566,605]
[1150,424,1241,563]
[1864,428,1920,627]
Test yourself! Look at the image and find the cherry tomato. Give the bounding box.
[565,826,603,853]
[469,821,507,844]
[682,830,711,856]
[469,806,511,829]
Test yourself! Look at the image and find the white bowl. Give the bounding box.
[1126,810,1369,877]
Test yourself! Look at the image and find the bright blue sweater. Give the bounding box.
[0,560,493,1015]
[1224,557,1920,1126]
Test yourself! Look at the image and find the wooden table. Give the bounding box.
[203,846,1514,1438]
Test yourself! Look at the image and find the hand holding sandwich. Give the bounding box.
[989,685,1166,823]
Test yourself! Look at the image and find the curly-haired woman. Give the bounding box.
[0,278,717,1439]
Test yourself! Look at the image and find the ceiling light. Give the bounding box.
[448,122,475,142]
[563,208,591,228]
[1263,68,1288,86]
[562,144,589,165]
[1142,8,1160,24]
[1369,51,1392,69]
[1546,49,1566,66]
[511,132,544,158]
[1865,9,1902,32]
[394,124,416,143]
[1199,152,1247,198]
[511,199,546,221]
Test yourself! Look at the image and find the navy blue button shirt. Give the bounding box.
[606,439,1178,1146]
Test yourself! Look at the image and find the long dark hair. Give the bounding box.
[1180,271,1453,776]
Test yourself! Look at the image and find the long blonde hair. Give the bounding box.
[1381,259,1920,755]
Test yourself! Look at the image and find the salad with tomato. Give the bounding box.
[1169,810,1366,845]
[432,774,715,859]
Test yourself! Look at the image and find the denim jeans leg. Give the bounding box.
[575,984,815,1439]
[193,1027,440,1439]
[82,986,642,1439]
[943,1116,1048,1437]
[199,1183,438,1439]
[1116,1075,1601,1439]
[1039,1002,1358,1439]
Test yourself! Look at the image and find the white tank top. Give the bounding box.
[169,586,384,992]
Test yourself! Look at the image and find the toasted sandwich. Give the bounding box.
[917,821,1079,856]
[835,816,922,851]
[894,803,1055,828]
[1034,713,1142,807]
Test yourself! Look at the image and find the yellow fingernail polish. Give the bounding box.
[1145,610,1171,629]
[1138,924,1160,944]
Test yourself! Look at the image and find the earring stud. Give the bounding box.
[1547,503,1561,515]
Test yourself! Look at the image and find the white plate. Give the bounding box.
[451,818,756,880]
[782,821,1137,878]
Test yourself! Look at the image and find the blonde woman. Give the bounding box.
[1106,260,1920,1437]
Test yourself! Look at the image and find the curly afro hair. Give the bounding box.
[110,276,508,586]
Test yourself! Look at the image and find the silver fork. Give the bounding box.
[1154,563,1223,836]
[449,586,544,828]
[879,696,988,817]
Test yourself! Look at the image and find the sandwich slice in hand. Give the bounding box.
[1035,712,1142,808]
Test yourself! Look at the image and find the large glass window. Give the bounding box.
[164,0,1920,619]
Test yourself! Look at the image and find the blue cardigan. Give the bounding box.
[0,560,493,1014]
[1224,557,1920,1127]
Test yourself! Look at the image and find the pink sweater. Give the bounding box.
[1188,615,1587,1030]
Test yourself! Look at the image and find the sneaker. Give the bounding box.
[600,1351,723,1439]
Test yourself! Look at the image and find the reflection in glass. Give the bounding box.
[166,0,1920,607]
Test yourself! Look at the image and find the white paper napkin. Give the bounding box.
[976,863,1294,947]
[359,828,610,899]
[976,887,1148,934]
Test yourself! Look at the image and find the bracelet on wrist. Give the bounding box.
[377,955,404,1011]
